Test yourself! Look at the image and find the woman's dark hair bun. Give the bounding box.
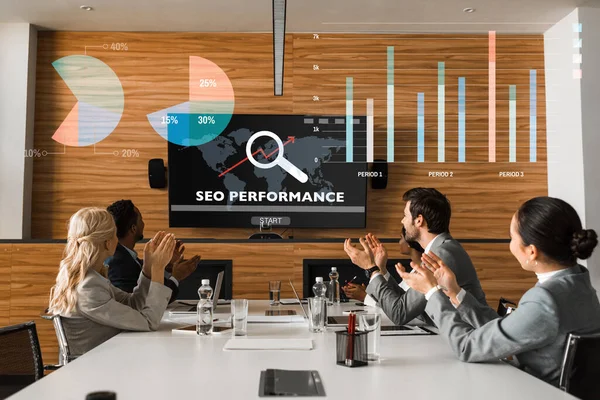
[571,229,598,260]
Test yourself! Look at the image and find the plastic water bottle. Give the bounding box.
[197,279,213,335]
[312,277,327,298]
[328,267,340,305]
[311,277,328,331]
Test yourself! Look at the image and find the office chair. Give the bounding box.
[41,312,76,366]
[0,321,58,398]
[497,297,517,317]
[559,332,600,399]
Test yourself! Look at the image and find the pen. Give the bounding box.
[346,275,358,285]
[346,312,355,366]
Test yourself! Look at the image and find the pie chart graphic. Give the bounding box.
[52,55,124,147]
[147,56,235,146]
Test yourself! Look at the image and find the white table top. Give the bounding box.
[10,301,576,399]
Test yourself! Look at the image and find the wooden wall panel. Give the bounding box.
[462,243,536,308]
[31,32,547,240]
[0,245,11,327]
[9,245,63,364]
[168,243,297,299]
[6,241,533,364]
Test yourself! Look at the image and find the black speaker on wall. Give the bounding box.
[371,159,388,189]
[148,159,167,189]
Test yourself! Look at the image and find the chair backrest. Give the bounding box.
[497,297,517,317]
[0,321,44,398]
[41,313,73,366]
[559,332,600,399]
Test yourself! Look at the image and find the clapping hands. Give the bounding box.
[157,239,202,282]
[143,232,177,281]
[396,252,461,299]
[364,233,388,274]
[172,255,201,281]
[343,237,376,270]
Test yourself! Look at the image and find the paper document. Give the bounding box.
[224,338,313,350]
[247,315,305,323]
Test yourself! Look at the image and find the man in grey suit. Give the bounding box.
[399,196,600,386]
[344,187,487,325]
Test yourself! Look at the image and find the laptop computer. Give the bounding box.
[289,280,309,319]
[170,271,224,314]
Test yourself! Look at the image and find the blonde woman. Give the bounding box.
[48,207,176,357]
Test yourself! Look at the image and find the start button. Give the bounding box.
[251,216,291,226]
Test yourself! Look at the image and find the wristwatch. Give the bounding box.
[365,266,380,279]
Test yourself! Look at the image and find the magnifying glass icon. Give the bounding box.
[246,131,308,183]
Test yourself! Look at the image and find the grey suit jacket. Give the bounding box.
[366,232,487,325]
[61,269,172,357]
[425,265,600,386]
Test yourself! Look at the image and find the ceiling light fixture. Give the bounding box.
[80,5,94,11]
[463,7,475,13]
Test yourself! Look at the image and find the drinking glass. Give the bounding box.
[358,313,381,361]
[231,299,249,336]
[307,297,326,332]
[269,280,281,306]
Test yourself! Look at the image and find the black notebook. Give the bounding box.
[259,369,326,397]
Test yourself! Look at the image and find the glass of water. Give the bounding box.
[358,313,381,361]
[307,297,326,332]
[269,280,281,306]
[231,299,249,336]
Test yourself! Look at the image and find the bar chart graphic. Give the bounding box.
[304,32,544,165]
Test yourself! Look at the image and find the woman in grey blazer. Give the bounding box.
[48,207,177,357]
[399,196,600,386]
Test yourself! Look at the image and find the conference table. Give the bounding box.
[10,301,576,399]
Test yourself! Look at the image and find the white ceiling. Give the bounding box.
[0,0,597,33]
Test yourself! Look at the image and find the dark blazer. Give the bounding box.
[106,243,178,303]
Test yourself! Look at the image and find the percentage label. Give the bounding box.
[110,42,128,51]
[24,149,45,158]
[313,96,320,101]
[198,116,216,125]
[121,149,140,157]
[161,116,179,124]
[199,79,217,88]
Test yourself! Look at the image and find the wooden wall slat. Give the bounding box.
[0,245,11,327]
[31,32,546,240]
